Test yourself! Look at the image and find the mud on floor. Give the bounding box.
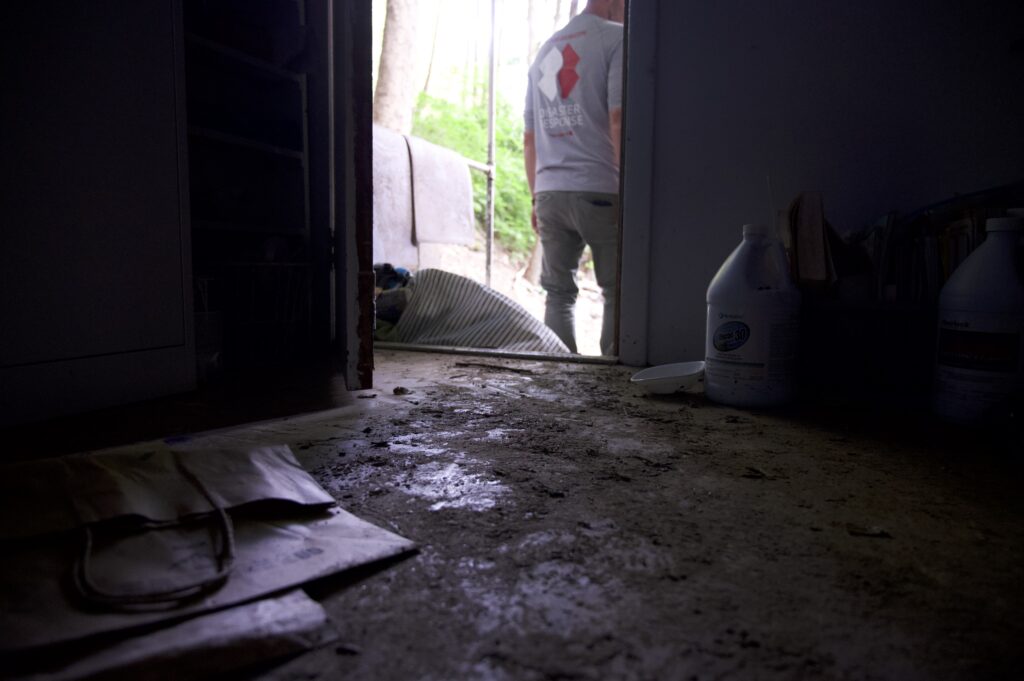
[245,349,1022,681]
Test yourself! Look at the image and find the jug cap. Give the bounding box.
[742,223,773,237]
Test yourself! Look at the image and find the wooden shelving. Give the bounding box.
[192,220,305,237]
[189,126,305,162]
[185,32,303,83]
[184,0,312,369]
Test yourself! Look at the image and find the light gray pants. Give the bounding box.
[535,190,619,355]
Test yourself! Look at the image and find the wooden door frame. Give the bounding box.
[338,0,656,372]
[332,0,375,389]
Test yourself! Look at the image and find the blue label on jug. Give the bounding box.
[713,321,750,352]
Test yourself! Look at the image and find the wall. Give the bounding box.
[624,0,1024,366]
[0,0,195,426]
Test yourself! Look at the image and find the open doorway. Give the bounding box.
[369,0,626,359]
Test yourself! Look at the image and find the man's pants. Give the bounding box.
[535,190,619,355]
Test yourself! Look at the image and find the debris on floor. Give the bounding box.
[4,348,1022,680]
[268,349,1022,680]
[17,590,336,681]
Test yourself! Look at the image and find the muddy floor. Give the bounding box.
[202,349,1024,680]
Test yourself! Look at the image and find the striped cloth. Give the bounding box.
[391,269,570,354]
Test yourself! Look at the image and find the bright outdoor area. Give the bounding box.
[371,0,605,356]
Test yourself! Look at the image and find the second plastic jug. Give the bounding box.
[705,224,801,408]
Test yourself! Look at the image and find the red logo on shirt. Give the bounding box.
[558,45,580,99]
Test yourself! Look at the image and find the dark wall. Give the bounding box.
[0,0,195,426]
[632,0,1024,364]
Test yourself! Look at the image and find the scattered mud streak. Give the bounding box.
[278,351,1023,681]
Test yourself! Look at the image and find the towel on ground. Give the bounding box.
[384,269,569,354]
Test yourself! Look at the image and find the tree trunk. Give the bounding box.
[373,0,418,134]
[421,5,443,97]
[473,1,482,107]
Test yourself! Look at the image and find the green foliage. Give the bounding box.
[412,92,536,258]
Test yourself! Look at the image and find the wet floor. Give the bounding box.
[25,349,1017,679]
[220,348,1024,681]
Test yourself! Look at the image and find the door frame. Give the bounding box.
[617,0,656,367]
[333,0,375,389]
[346,0,656,371]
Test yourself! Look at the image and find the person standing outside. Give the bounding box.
[524,0,625,355]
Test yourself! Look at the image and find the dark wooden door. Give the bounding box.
[0,0,195,427]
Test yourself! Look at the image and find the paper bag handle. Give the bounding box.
[71,454,236,611]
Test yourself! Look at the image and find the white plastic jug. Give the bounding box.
[933,216,1024,424]
[705,224,801,407]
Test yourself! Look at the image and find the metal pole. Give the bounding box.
[485,0,497,287]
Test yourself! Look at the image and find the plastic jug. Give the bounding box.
[705,224,801,407]
[933,216,1024,424]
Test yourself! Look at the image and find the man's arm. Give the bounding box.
[523,131,538,233]
[523,131,537,194]
[609,107,622,170]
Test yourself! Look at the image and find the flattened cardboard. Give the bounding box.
[0,445,415,654]
[14,590,335,681]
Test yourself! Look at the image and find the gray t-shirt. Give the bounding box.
[524,13,623,195]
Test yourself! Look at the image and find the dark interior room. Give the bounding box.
[1,1,1023,679]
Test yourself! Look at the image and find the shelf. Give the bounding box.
[189,126,304,162]
[193,220,306,236]
[183,0,314,370]
[212,261,312,268]
[189,137,306,233]
[185,32,303,82]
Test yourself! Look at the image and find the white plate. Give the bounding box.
[630,361,705,395]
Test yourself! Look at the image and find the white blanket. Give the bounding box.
[391,269,569,354]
